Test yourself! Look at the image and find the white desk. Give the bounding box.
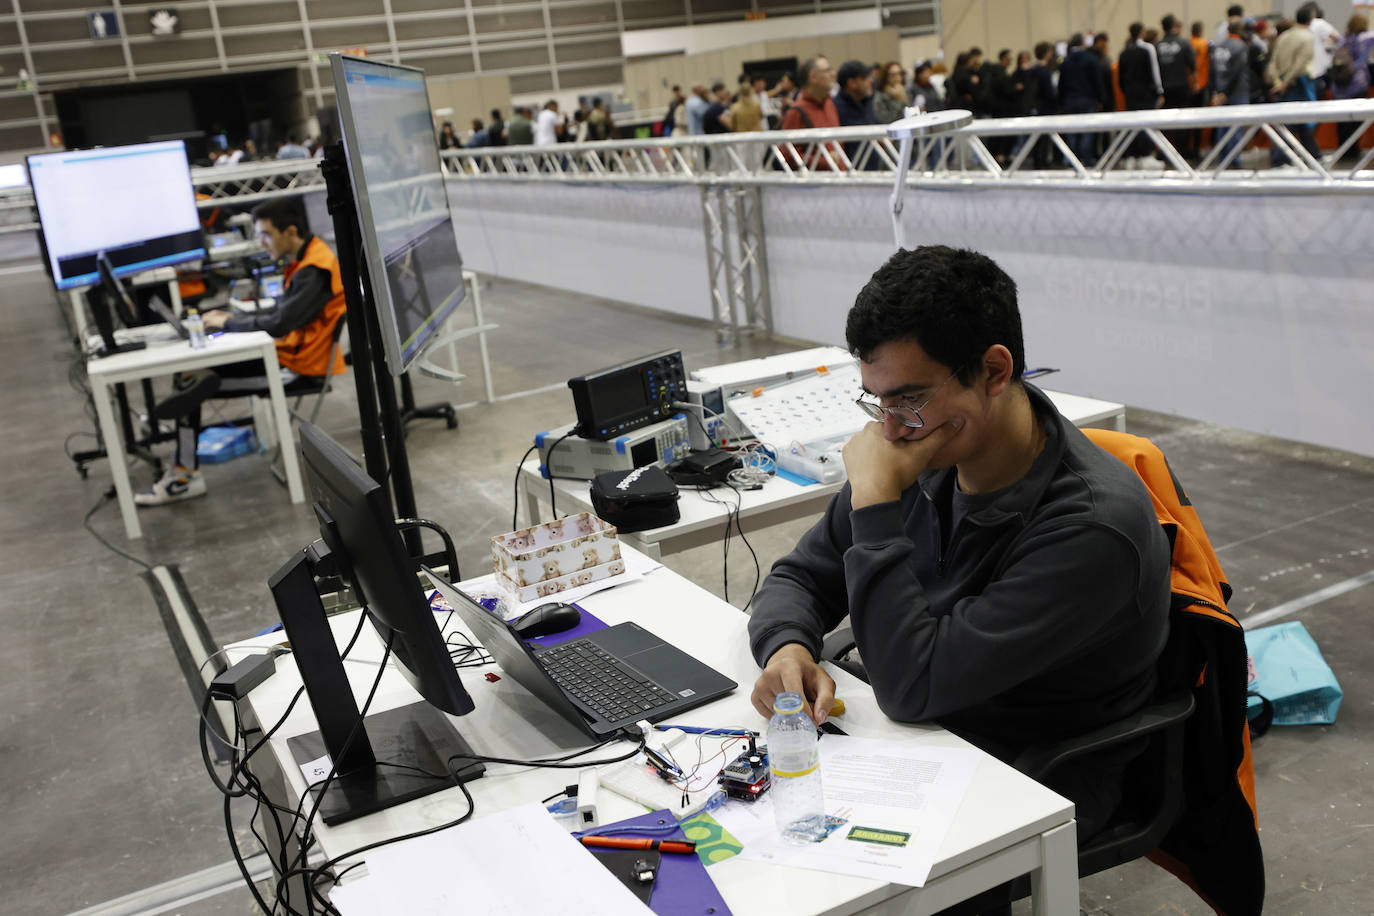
[227,558,1077,914]
[519,389,1126,559]
[86,330,304,539]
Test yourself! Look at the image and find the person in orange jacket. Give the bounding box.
[136,197,347,506]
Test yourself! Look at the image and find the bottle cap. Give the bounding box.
[772,691,803,714]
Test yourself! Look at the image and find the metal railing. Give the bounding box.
[442,98,1374,194]
[2,99,1371,238]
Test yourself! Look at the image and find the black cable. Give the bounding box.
[544,431,573,520]
[276,636,396,910]
[83,491,153,571]
[699,485,735,603]
[725,480,762,611]
[446,734,645,772]
[511,443,538,530]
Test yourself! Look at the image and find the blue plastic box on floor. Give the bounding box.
[196,425,259,463]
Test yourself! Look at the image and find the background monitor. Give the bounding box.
[276,422,482,826]
[330,53,466,377]
[27,140,205,290]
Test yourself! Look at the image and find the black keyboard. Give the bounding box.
[539,640,678,723]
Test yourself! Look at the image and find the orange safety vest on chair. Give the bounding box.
[1085,429,1264,916]
[278,236,347,377]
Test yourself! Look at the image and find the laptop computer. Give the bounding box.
[145,295,189,340]
[424,570,737,740]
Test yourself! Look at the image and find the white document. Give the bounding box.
[329,802,652,915]
[712,737,980,887]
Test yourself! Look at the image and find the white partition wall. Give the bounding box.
[446,174,1374,457]
[448,181,712,322]
[761,183,1374,457]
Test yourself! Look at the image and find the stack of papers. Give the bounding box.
[329,802,652,915]
[712,736,980,887]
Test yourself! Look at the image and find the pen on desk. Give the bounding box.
[580,836,696,855]
[654,725,756,736]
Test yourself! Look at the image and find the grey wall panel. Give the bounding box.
[447,180,710,322]
[758,183,1374,457]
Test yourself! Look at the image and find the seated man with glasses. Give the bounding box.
[748,245,1171,851]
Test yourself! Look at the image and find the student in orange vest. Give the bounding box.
[135,197,346,506]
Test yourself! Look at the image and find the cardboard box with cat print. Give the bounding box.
[491,512,624,602]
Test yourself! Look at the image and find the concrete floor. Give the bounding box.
[2,269,1370,915]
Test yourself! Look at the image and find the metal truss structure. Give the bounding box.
[441,99,1374,193]
[4,100,1370,346]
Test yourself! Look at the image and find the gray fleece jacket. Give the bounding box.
[749,385,1171,765]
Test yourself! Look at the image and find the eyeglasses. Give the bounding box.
[854,370,957,428]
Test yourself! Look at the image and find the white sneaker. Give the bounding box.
[135,466,207,506]
[1139,157,1165,170]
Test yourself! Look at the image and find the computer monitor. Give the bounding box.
[26,139,206,291]
[330,54,466,377]
[86,253,147,355]
[268,422,482,826]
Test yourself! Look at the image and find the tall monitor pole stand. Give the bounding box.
[319,143,423,554]
[400,374,458,431]
[885,109,972,250]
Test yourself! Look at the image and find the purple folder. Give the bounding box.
[594,809,733,916]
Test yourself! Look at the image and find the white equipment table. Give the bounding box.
[85,330,304,539]
[226,556,1078,914]
[518,389,1126,558]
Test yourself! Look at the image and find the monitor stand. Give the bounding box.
[269,544,484,827]
[286,703,483,827]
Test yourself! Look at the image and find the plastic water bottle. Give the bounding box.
[767,691,828,844]
[185,309,208,350]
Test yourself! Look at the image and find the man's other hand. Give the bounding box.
[751,643,836,725]
[201,309,230,331]
[843,421,955,509]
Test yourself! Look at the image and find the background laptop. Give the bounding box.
[425,570,736,740]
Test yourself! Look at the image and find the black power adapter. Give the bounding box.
[210,653,277,701]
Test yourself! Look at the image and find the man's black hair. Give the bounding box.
[1296,2,1315,24]
[1068,32,1084,48]
[1162,14,1178,32]
[1034,40,1053,59]
[1129,21,1145,40]
[836,59,869,88]
[251,197,307,236]
[1227,4,1243,16]
[846,246,1024,385]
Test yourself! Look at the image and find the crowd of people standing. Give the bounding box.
[440,3,1372,171]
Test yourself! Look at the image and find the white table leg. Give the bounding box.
[70,289,89,344]
[1029,820,1078,915]
[1114,411,1127,432]
[261,344,304,503]
[90,376,143,540]
[521,474,543,528]
[468,273,496,404]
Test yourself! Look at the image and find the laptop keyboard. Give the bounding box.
[539,640,678,723]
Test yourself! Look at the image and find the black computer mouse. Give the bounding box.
[512,602,582,638]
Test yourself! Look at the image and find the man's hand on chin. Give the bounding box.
[843,420,958,509]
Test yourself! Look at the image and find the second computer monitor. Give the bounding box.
[330,53,466,377]
[27,139,206,290]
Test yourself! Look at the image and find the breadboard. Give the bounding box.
[727,363,867,450]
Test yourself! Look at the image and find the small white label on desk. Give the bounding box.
[300,754,333,785]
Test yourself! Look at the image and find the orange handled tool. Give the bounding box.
[579,836,697,855]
